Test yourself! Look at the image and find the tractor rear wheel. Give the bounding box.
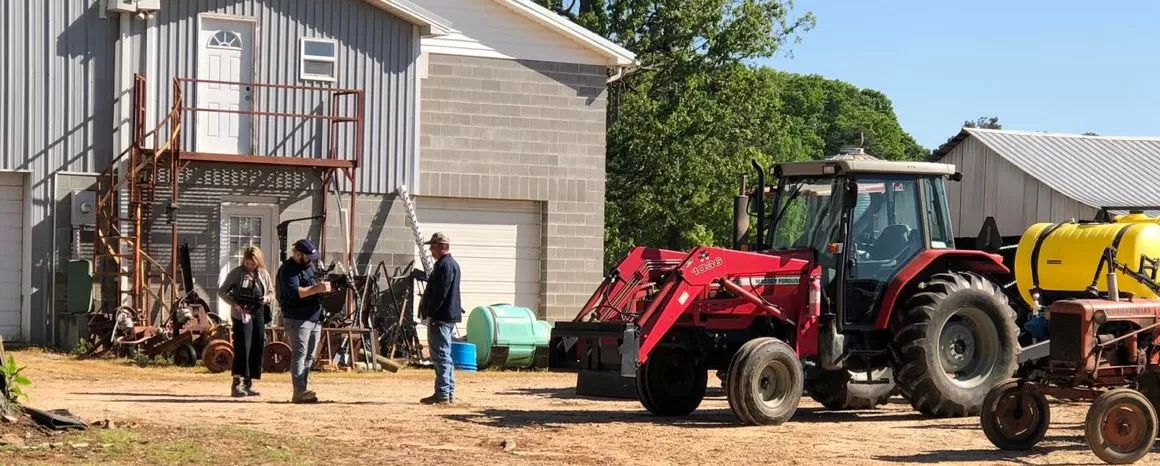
[728,338,803,425]
[890,271,1019,417]
[807,367,895,410]
[636,346,707,416]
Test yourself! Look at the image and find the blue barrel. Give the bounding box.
[450,342,478,372]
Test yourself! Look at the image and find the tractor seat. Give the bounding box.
[871,224,911,260]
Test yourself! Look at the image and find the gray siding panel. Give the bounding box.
[2,0,116,343]
[946,134,1098,238]
[154,0,417,194]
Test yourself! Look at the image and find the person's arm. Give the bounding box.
[288,270,329,298]
[424,262,451,316]
[218,267,242,308]
[261,269,276,303]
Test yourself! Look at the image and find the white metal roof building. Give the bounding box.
[931,128,1160,238]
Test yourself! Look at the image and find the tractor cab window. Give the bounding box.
[769,177,845,283]
[843,176,925,324]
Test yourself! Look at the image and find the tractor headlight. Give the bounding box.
[1093,310,1108,326]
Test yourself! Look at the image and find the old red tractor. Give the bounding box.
[548,148,1023,425]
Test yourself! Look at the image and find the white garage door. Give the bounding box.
[0,173,25,341]
[413,198,542,334]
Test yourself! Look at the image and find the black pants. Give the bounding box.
[231,307,266,380]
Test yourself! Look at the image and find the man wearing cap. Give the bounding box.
[417,232,462,405]
[276,238,331,403]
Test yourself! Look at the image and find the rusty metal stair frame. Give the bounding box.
[91,74,185,327]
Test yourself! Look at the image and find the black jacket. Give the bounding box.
[419,254,462,323]
[276,258,323,322]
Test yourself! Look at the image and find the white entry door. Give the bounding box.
[217,204,277,319]
[197,17,255,154]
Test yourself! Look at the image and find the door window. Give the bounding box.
[226,215,263,268]
[843,176,925,324]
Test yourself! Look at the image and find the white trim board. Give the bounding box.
[417,0,636,67]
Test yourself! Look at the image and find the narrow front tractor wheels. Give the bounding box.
[1085,389,1157,464]
[727,338,803,425]
[636,346,707,416]
[980,379,1051,450]
[891,271,1019,417]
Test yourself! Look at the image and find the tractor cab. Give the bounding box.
[762,148,960,327]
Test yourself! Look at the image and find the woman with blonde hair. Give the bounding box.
[219,246,275,397]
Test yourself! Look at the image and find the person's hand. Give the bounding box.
[231,305,243,314]
[262,295,272,304]
[315,281,332,294]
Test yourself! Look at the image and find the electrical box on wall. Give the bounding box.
[71,191,97,227]
[136,0,161,11]
[105,0,137,13]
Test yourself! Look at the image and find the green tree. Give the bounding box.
[964,116,1002,129]
[534,2,923,266]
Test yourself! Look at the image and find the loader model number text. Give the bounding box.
[691,257,723,276]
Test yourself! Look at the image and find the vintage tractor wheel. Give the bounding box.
[1084,389,1157,464]
[172,343,198,368]
[807,367,895,410]
[980,379,1050,450]
[636,346,707,416]
[201,339,234,374]
[728,338,803,425]
[890,271,1019,417]
[263,341,293,373]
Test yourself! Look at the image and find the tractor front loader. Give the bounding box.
[549,148,1023,425]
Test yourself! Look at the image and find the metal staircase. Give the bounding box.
[91,74,184,324]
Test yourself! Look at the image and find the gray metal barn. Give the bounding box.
[931,128,1160,239]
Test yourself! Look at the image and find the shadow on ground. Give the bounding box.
[442,405,931,430]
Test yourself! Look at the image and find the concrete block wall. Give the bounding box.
[419,54,608,321]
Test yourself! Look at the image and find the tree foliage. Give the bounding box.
[964,116,1002,129]
[534,1,925,266]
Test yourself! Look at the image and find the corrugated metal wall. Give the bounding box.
[943,135,1098,238]
[153,0,419,194]
[1,0,116,343]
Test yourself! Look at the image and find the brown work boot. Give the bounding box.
[291,390,318,404]
[420,394,452,405]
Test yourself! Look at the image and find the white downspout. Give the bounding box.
[115,12,134,306]
[145,11,159,148]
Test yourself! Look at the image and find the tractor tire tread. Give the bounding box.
[889,271,1019,418]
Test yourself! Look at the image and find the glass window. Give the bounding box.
[923,177,955,249]
[227,215,263,267]
[208,31,242,49]
[301,38,338,82]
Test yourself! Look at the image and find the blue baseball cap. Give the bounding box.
[293,238,320,260]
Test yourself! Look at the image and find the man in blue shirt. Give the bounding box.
[276,238,331,404]
[418,232,462,405]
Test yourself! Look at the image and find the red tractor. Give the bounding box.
[548,148,1023,425]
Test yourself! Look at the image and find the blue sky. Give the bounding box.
[759,1,1160,149]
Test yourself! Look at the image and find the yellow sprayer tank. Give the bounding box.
[1114,212,1160,224]
[1015,220,1160,307]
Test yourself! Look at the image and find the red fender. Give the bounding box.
[872,249,1010,329]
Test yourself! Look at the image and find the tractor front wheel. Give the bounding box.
[636,346,707,416]
[890,271,1019,417]
[728,338,803,425]
[807,367,896,410]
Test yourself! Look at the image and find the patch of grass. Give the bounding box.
[149,438,208,463]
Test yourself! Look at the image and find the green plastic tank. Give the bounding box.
[466,304,551,369]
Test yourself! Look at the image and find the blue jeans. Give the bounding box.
[427,321,455,399]
[285,318,321,395]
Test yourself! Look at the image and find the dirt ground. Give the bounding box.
[0,348,1144,465]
